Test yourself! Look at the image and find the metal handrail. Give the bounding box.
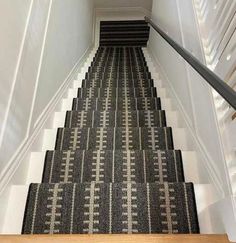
[145,16,236,110]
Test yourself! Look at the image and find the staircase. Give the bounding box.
[18,20,200,234]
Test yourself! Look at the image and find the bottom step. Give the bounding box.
[1,184,221,234]
[22,182,199,234]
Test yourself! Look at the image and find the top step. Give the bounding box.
[100,20,150,47]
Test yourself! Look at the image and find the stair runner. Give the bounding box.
[22,46,199,234]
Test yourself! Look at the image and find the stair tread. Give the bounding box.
[65,110,166,128]
[22,182,199,234]
[42,149,184,183]
[85,70,151,76]
[91,52,147,66]
[90,62,149,69]
[82,79,154,88]
[91,61,148,68]
[55,127,174,151]
[72,97,161,111]
[77,87,157,98]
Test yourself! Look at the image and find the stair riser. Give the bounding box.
[53,111,182,129]
[55,127,174,151]
[84,72,152,80]
[81,79,154,88]
[64,111,167,128]
[72,98,161,111]
[42,150,184,183]
[22,183,199,234]
[61,98,174,113]
[73,79,164,90]
[75,88,158,98]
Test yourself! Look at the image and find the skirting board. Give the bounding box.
[0,44,94,231]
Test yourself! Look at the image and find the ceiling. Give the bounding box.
[94,0,153,12]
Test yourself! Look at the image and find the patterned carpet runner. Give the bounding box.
[64,110,167,128]
[23,183,199,234]
[77,87,157,98]
[22,45,199,234]
[42,150,184,183]
[71,97,161,111]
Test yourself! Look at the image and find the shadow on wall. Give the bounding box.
[94,0,153,11]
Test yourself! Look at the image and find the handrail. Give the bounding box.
[145,17,236,110]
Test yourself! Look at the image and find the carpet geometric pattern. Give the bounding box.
[23,183,199,234]
[42,150,184,183]
[64,110,167,128]
[54,127,174,151]
[71,98,161,111]
[77,87,158,98]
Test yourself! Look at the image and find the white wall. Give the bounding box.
[0,0,94,188]
[0,0,31,163]
[94,0,153,12]
[149,0,230,196]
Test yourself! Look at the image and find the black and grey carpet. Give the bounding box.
[64,110,166,128]
[77,87,157,98]
[54,127,174,151]
[22,183,199,234]
[42,150,184,183]
[81,78,154,88]
[71,98,161,111]
[22,40,199,234]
